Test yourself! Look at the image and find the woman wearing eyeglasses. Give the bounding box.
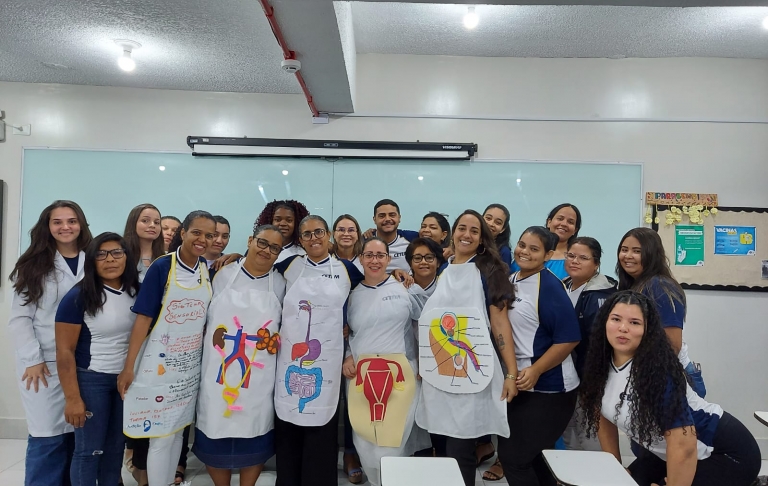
[272,215,365,486]
[193,224,286,486]
[342,238,430,486]
[55,232,141,486]
[561,236,616,451]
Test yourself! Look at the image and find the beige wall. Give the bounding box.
[1,55,767,452]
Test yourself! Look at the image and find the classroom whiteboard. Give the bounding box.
[21,148,642,277]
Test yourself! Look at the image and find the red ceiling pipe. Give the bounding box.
[258,0,320,117]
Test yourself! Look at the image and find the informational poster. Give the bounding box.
[714,226,756,256]
[674,226,705,266]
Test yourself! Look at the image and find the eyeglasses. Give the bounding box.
[411,254,436,263]
[300,228,327,241]
[362,252,389,261]
[255,238,282,255]
[565,252,593,262]
[335,227,357,234]
[95,249,126,261]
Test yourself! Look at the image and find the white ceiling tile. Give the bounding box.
[351,3,768,59]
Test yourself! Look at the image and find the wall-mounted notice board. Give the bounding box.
[655,207,768,292]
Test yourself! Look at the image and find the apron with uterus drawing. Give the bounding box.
[346,278,429,486]
[274,260,345,426]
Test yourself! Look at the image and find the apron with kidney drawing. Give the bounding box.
[197,261,282,439]
[123,252,211,439]
[274,258,345,426]
[415,261,509,439]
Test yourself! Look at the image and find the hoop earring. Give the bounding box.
[478,245,486,255]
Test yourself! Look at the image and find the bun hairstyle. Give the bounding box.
[546,203,582,244]
[168,210,216,253]
[422,211,451,248]
[520,226,559,253]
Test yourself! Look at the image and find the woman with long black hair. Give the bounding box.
[9,200,92,486]
[497,226,581,486]
[416,209,518,486]
[482,203,512,273]
[616,228,705,398]
[580,291,760,486]
[55,232,141,485]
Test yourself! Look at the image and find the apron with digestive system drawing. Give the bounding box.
[274,257,345,426]
[197,260,282,439]
[123,252,211,439]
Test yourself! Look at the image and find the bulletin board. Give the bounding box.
[655,207,768,292]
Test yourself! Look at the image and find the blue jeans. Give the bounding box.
[685,361,706,399]
[26,433,74,486]
[70,369,124,486]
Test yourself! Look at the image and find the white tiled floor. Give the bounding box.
[1,439,766,486]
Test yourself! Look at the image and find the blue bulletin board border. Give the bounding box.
[652,206,768,293]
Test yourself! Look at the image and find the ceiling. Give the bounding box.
[0,0,767,114]
[352,4,768,58]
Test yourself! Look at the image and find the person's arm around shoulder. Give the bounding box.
[662,426,698,486]
[489,304,518,402]
[55,288,86,427]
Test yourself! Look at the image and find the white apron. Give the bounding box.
[415,262,510,439]
[347,278,430,486]
[123,253,212,439]
[197,261,282,439]
[274,258,345,426]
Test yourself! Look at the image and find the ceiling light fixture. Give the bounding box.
[418,176,424,181]
[463,6,479,30]
[114,39,141,72]
[282,170,289,175]
[763,16,768,30]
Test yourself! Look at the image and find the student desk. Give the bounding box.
[754,411,768,427]
[542,450,638,486]
[380,457,464,486]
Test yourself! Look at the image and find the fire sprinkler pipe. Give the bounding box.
[258,0,320,117]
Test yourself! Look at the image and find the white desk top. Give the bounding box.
[380,457,465,486]
[754,411,768,427]
[542,450,638,486]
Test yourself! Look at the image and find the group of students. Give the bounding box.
[8,197,762,486]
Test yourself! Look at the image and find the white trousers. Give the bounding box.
[147,430,184,486]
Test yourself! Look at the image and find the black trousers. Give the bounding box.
[497,390,577,486]
[445,437,479,486]
[275,409,340,486]
[629,412,761,486]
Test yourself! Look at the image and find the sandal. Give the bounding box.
[174,470,185,485]
[482,458,504,481]
[475,442,495,467]
[343,452,363,484]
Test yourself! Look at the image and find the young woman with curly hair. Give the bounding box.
[255,200,309,262]
[579,291,760,486]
